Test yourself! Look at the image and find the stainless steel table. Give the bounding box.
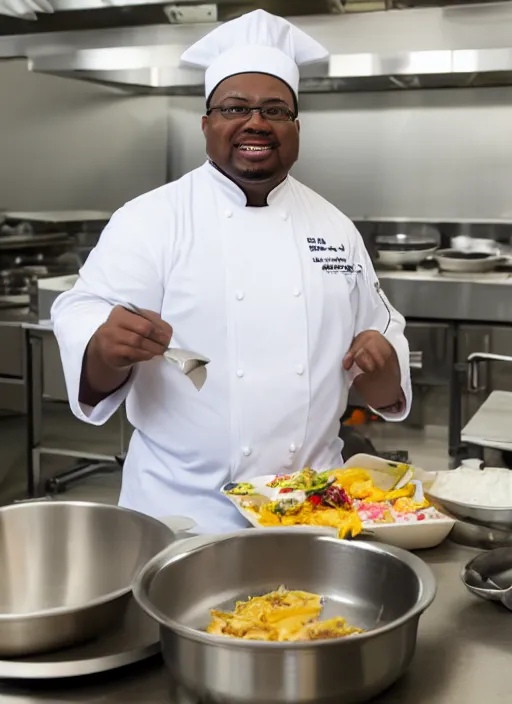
[1,542,510,704]
[0,310,125,497]
[22,321,126,496]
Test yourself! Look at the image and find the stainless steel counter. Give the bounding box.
[0,542,509,704]
[379,270,512,324]
[0,307,37,325]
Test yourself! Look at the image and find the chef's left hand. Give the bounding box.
[343,330,396,374]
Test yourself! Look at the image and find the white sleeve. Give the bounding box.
[349,226,412,422]
[51,199,170,426]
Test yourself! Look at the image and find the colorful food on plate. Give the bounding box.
[223,482,256,496]
[206,586,363,642]
[267,468,334,493]
[257,484,363,539]
[224,467,447,538]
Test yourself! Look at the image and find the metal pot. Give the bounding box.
[133,530,436,704]
[434,249,505,274]
[0,500,175,657]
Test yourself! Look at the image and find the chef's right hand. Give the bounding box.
[90,306,173,369]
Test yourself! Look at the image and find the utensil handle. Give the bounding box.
[123,302,150,321]
[122,303,172,353]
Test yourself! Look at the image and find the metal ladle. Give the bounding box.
[462,548,512,611]
[123,302,210,391]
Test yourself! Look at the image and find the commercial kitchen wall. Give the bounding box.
[167,86,512,221]
[0,60,167,212]
[1,57,512,220]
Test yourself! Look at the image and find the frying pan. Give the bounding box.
[375,232,439,268]
[434,249,505,274]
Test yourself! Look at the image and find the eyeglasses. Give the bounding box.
[206,105,296,122]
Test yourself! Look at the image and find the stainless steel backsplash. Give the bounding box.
[1,56,512,221]
[167,87,512,221]
[0,60,168,213]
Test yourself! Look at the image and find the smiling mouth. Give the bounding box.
[236,144,275,152]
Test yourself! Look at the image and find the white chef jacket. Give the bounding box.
[52,161,411,534]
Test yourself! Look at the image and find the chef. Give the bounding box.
[52,10,412,534]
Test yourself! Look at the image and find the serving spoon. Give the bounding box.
[121,302,210,391]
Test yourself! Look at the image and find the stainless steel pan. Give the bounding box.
[133,530,436,704]
[435,249,505,274]
[376,246,438,268]
[0,500,174,656]
[375,229,439,269]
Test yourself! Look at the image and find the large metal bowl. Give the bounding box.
[133,530,436,704]
[0,500,175,656]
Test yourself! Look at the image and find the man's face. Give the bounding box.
[202,73,300,189]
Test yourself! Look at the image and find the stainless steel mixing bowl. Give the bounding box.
[427,493,512,531]
[0,500,175,656]
[133,530,436,704]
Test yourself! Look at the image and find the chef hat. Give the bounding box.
[180,9,329,102]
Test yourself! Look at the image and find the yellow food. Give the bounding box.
[347,480,413,503]
[206,587,363,642]
[256,502,364,539]
[393,497,429,513]
[328,468,372,488]
[248,466,429,538]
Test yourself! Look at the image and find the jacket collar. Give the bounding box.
[204,160,289,208]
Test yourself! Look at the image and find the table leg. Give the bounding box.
[448,323,464,464]
[119,408,126,455]
[24,330,43,497]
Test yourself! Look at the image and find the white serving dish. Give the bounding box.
[222,454,455,551]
